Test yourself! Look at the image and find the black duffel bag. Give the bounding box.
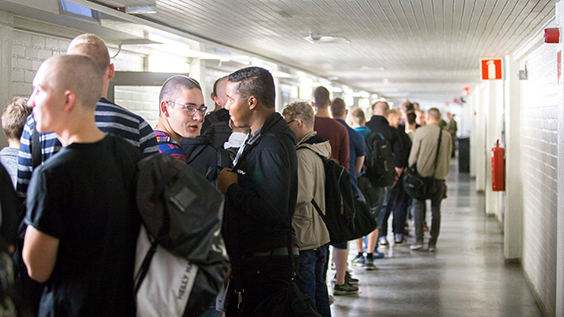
[403,164,436,200]
[350,198,378,240]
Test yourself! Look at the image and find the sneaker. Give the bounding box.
[379,236,389,247]
[410,241,424,250]
[373,250,385,259]
[333,281,359,296]
[364,258,377,270]
[428,244,436,252]
[394,233,404,244]
[351,255,365,267]
[332,271,360,285]
[345,271,359,285]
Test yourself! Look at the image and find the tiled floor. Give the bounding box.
[329,163,543,317]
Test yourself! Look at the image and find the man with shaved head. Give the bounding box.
[15,33,157,315]
[16,33,158,198]
[201,76,233,149]
[154,75,206,162]
[409,108,452,251]
[22,55,141,316]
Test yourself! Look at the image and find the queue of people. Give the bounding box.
[0,33,455,317]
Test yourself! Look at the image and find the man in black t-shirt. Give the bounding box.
[22,55,140,316]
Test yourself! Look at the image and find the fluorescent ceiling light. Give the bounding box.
[271,70,292,78]
[125,5,157,14]
[329,87,343,93]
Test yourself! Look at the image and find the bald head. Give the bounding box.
[312,86,330,109]
[372,101,389,116]
[36,55,104,109]
[330,97,347,118]
[159,75,202,105]
[67,34,110,73]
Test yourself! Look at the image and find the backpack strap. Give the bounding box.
[296,145,328,221]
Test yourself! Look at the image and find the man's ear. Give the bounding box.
[107,63,115,81]
[160,101,169,116]
[63,91,76,112]
[296,118,304,129]
[248,96,258,110]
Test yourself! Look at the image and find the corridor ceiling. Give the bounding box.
[15,0,561,106]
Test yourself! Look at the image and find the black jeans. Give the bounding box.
[227,255,297,317]
[413,179,446,245]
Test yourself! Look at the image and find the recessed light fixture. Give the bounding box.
[114,4,157,14]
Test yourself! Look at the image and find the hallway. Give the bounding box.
[330,163,543,317]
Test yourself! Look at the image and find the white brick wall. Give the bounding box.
[12,30,68,98]
[520,43,558,317]
[114,86,160,128]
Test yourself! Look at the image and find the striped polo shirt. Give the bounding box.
[17,98,158,197]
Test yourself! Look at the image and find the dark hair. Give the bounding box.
[228,67,275,108]
[330,97,346,117]
[312,86,330,109]
[212,76,227,96]
[159,75,201,103]
[402,101,415,113]
[406,112,416,125]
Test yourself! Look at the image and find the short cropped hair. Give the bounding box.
[282,100,315,128]
[213,76,228,96]
[406,112,416,125]
[401,101,414,113]
[43,55,104,110]
[312,86,330,109]
[228,67,275,108]
[330,97,346,117]
[428,107,442,121]
[159,75,202,104]
[371,101,389,116]
[388,108,401,117]
[67,34,111,72]
[350,107,366,125]
[2,97,31,140]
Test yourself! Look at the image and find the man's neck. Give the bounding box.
[315,108,331,118]
[8,140,19,149]
[155,119,182,143]
[333,116,346,122]
[57,116,105,147]
[214,105,222,112]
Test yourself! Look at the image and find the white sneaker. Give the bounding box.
[410,241,424,250]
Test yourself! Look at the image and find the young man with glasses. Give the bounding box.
[154,75,207,162]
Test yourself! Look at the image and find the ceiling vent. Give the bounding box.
[304,33,350,44]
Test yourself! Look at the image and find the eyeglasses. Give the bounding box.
[286,119,297,125]
[166,101,207,116]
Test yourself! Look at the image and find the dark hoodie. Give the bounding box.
[224,112,298,258]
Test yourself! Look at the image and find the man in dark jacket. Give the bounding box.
[201,76,232,149]
[218,66,298,316]
[366,101,409,247]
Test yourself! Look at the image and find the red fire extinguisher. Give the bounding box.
[492,140,505,191]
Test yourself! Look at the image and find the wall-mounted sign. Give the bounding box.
[481,59,503,80]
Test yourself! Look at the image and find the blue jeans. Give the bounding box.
[295,244,331,317]
[378,186,393,236]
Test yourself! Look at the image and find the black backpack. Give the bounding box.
[202,112,232,150]
[297,146,355,245]
[363,132,395,187]
[134,153,229,316]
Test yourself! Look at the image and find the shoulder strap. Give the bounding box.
[433,128,443,174]
[31,123,41,169]
[297,145,328,220]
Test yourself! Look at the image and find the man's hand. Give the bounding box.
[218,168,238,194]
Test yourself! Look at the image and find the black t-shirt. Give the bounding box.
[0,163,18,251]
[25,135,141,317]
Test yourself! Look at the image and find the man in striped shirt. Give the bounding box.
[16,34,158,198]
